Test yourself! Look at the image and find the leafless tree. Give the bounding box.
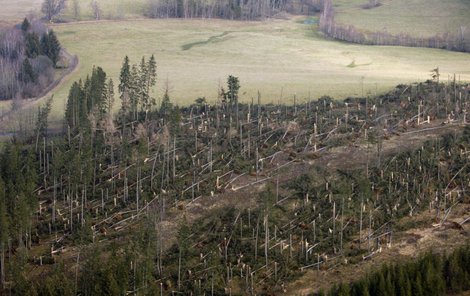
[72,0,81,19]
[41,0,67,22]
[91,0,102,20]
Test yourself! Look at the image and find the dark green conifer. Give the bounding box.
[21,58,36,83]
[21,18,30,32]
[25,33,41,58]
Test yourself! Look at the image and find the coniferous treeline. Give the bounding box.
[319,0,470,53]
[324,244,470,296]
[64,66,114,129]
[0,18,61,100]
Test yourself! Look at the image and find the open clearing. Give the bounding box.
[26,17,467,122]
[0,0,147,21]
[334,0,470,37]
[0,0,43,21]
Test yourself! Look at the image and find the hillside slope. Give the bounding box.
[333,0,470,38]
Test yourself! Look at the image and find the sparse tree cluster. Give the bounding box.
[145,0,323,20]
[118,55,157,121]
[319,0,469,52]
[65,66,114,129]
[41,0,67,22]
[0,19,61,100]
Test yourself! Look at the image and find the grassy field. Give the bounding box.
[1,16,468,128]
[0,0,43,21]
[333,0,470,37]
[0,0,148,21]
[38,17,470,118]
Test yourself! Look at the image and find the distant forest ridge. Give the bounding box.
[319,0,470,53]
[144,0,323,19]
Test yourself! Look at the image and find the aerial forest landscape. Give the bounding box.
[0,0,469,295]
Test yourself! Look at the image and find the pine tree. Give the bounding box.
[21,18,31,32]
[337,283,351,296]
[65,81,83,128]
[35,96,53,139]
[0,177,8,287]
[25,33,41,58]
[412,272,424,296]
[160,87,173,124]
[119,56,131,99]
[447,253,465,293]
[105,78,115,114]
[40,32,50,58]
[138,56,148,113]
[21,58,36,83]
[226,75,240,106]
[129,64,140,120]
[47,30,61,67]
[143,54,157,117]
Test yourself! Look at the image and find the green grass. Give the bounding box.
[333,0,470,37]
[61,0,148,20]
[0,0,147,21]
[43,18,469,117]
[0,0,43,21]
[0,16,466,127]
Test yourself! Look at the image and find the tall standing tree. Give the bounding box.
[21,18,31,32]
[105,78,115,114]
[25,33,41,58]
[40,32,50,58]
[41,0,67,22]
[119,56,131,99]
[226,75,240,125]
[129,64,140,120]
[143,55,157,117]
[138,56,148,113]
[0,177,8,288]
[47,30,61,67]
[226,75,240,106]
[21,58,36,83]
[35,96,53,141]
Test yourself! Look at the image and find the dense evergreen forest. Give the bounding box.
[0,51,469,294]
[0,18,62,100]
[324,244,470,296]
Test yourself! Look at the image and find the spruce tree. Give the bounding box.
[21,18,30,32]
[47,30,61,67]
[25,33,41,58]
[138,56,148,113]
[21,58,36,83]
[143,54,157,117]
[129,64,140,120]
[227,75,240,106]
[105,78,115,114]
[119,56,131,99]
[35,96,53,139]
[0,177,8,287]
[40,32,50,58]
